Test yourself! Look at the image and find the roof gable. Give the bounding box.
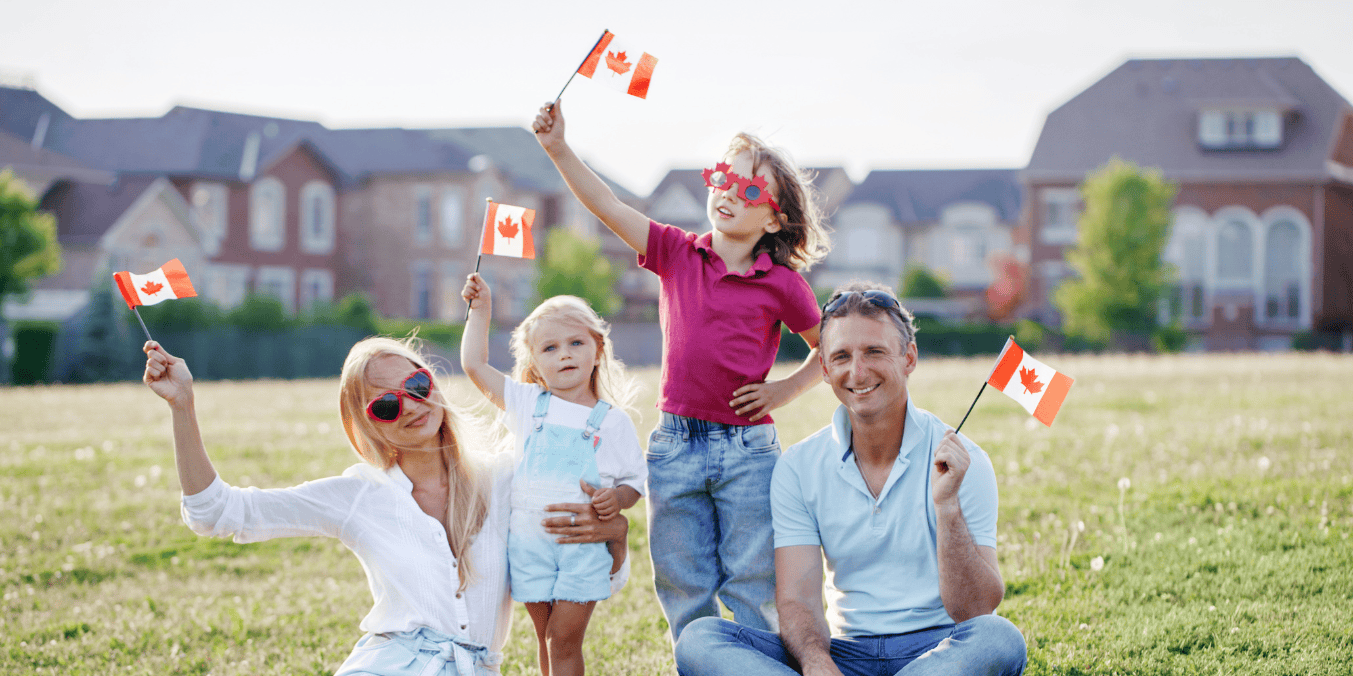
[1026,57,1353,181]
[846,169,1022,225]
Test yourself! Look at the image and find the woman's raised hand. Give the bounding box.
[143,341,194,408]
[461,272,491,312]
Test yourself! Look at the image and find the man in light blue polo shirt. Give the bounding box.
[676,282,1027,676]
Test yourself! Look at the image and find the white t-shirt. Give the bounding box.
[501,375,647,499]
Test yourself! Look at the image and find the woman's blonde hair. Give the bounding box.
[725,132,832,272]
[338,336,490,590]
[509,296,637,413]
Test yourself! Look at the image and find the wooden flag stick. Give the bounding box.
[465,197,492,322]
[550,28,609,108]
[954,334,1015,436]
[131,306,154,344]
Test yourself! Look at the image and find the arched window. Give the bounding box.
[300,181,336,254]
[1163,210,1210,324]
[1264,221,1302,321]
[1215,219,1253,286]
[249,178,286,252]
[440,189,465,246]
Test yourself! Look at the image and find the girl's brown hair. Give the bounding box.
[725,132,832,272]
[338,336,490,590]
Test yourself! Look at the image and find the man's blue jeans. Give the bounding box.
[675,615,1027,676]
[647,413,781,642]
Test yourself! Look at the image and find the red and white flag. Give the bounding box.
[113,259,197,309]
[577,31,657,99]
[479,201,536,259]
[986,337,1074,426]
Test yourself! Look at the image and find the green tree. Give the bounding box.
[0,170,62,382]
[67,279,137,382]
[1054,158,1177,346]
[227,293,291,331]
[900,265,948,299]
[535,227,622,316]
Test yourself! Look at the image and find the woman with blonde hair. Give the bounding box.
[141,336,630,675]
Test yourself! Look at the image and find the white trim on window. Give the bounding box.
[299,268,335,311]
[440,188,466,247]
[249,177,286,252]
[1039,188,1079,246]
[300,181,336,255]
[191,182,228,255]
[1258,205,1312,329]
[255,265,297,313]
[414,187,433,245]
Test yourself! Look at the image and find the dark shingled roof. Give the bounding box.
[846,169,1022,225]
[423,126,637,199]
[1025,57,1353,182]
[317,128,474,183]
[0,86,74,142]
[39,175,164,245]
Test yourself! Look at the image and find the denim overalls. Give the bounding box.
[507,391,613,603]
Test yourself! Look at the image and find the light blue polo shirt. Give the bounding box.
[771,399,999,637]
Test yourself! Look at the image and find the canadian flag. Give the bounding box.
[986,337,1074,426]
[577,31,658,99]
[479,201,536,259]
[113,259,198,309]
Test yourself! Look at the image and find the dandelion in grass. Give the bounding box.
[1090,556,1104,572]
[149,465,162,480]
[134,475,147,488]
[1257,456,1271,472]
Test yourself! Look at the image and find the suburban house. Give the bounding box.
[817,169,1022,317]
[0,85,638,327]
[1020,57,1353,350]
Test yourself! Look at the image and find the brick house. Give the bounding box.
[1020,57,1353,349]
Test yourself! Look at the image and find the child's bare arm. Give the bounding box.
[532,100,651,255]
[459,273,506,409]
[614,485,641,511]
[591,487,619,520]
[731,326,823,421]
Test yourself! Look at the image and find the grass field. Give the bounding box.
[2,352,1351,675]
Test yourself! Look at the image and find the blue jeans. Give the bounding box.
[334,627,499,676]
[647,412,781,642]
[675,616,1027,676]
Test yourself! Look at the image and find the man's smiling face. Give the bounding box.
[820,313,917,422]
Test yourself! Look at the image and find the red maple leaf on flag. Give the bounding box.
[606,50,631,75]
[497,215,519,241]
[1019,366,1044,395]
[141,281,164,296]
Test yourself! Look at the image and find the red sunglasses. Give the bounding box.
[366,368,435,422]
[702,162,781,212]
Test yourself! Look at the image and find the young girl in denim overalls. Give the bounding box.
[461,277,644,676]
[533,100,833,642]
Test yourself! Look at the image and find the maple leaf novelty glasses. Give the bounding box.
[702,162,781,212]
[366,368,435,422]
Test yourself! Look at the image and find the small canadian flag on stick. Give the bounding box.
[986,337,1074,426]
[576,30,658,99]
[479,201,536,259]
[113,259,197,309]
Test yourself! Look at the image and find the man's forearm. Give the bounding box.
[778,600,840,676]
[935,502,1004,621]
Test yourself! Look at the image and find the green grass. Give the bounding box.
[2,352,1351,674]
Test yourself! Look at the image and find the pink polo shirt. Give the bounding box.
[638,220,821,426]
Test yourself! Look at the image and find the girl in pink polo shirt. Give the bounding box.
[533,101,831,642]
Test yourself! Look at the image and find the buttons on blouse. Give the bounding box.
[460,624,467,630]
[456,592,463,599]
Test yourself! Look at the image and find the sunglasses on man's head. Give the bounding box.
[366,368,435,422]
[702,162,781,212]
[822,289,902,315]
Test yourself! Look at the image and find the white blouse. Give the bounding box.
[181,452,627,658]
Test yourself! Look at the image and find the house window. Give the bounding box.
[1264,221,1301,321]
[1199,110,1283,149]
[191,182,228,254]
[441,190,465,246]
[249,178,286,252]
[415,189,433,244]
[950,226,985,268]
[411,262,432,319]
[255,266,296,313]
[299,268,334,311]
[1216,220,1253,285]
[300,181,336,254]
[845,227,883,266]
[1040,189,1078,245]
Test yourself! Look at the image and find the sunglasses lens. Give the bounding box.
[708,171,727,188]
[370,393,401,421]
[405,371,432,400]
[743,185,761,201]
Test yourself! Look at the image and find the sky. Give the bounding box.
[3,0,1352,196]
